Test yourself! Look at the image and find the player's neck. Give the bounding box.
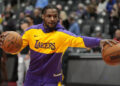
[43,23,54,32]
[43,23,48,29]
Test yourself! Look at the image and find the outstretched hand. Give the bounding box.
[100,39,118,49]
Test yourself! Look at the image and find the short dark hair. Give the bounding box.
[25,15,34,20]
[69,16,75,21]
[42,4,60,15]
[20,19,30,25]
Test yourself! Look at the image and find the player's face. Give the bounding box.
[42,8,59,29]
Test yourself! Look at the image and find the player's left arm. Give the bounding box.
[63,31,118,48]
[69,36,118,48]
[68,35,101,48]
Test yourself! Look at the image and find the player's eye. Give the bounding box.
[47,15,51,18]
[54,16,57,18]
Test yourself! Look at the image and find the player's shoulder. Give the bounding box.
[57,29,77,37]
[55,23,77,37]
[25,24,42,31]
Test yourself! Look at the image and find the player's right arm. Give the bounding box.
[18,31,30,52]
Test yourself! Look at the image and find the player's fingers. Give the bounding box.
[101,45,104,51]
[110,40,119,44]
[0,34,6,48]
[106,40,113,47]
[0,34,5,37]
[106,40,118,47]
[0,34,6,41]
[100,40,105,48]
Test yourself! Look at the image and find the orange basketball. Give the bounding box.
[102,42,120,65]
[1,31,23,53]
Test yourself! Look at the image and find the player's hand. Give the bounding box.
[100,39,118,49]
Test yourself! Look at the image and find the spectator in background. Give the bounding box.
[25,15,34,26]
[97,0,108,14]
[56,4,70,30]
[90,0,98,7]
[92,32,103,53]
[113,29,120,42]
[4,4,14,16]
[24,2,33,16]
[0,14,3,24]
[16,12,25,33]
[35,0,48,8]
[0,57,2,86]
[17,19,31,86]
[2,12,16,31]
[33,8,42,25]
[17,12,25,25]
[68,15,80,35]
[113,0,120,18]
[60,11,69,30]
[109,0,119,38]
[85,4,97,20]
[0,15,3,33]
[117,0,120,17]
[19,12,25,23]
[1,49,8,86]
[25,1,34,13]
[24,10,32,16]
[76,3,86,19]
[0,49,8,86]
[106,0,116,14]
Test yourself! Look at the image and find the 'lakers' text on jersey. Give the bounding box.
[34,40,56,50]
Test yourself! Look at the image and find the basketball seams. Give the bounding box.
[15,35,22,50]
[103,50,120,58]
[2,33,10,51]
[6,35,15,52]
[102,43,120,56]
[102,43,120,65]
[103,49,120,58]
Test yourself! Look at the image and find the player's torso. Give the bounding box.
[28,29,66,54]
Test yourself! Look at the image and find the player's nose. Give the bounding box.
[51,17,54,21]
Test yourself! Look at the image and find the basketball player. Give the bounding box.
[0,5,118,86]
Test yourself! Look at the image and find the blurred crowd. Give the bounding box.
[0,0,120,85]
[0,0,119,37]
[0,0,120,38]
